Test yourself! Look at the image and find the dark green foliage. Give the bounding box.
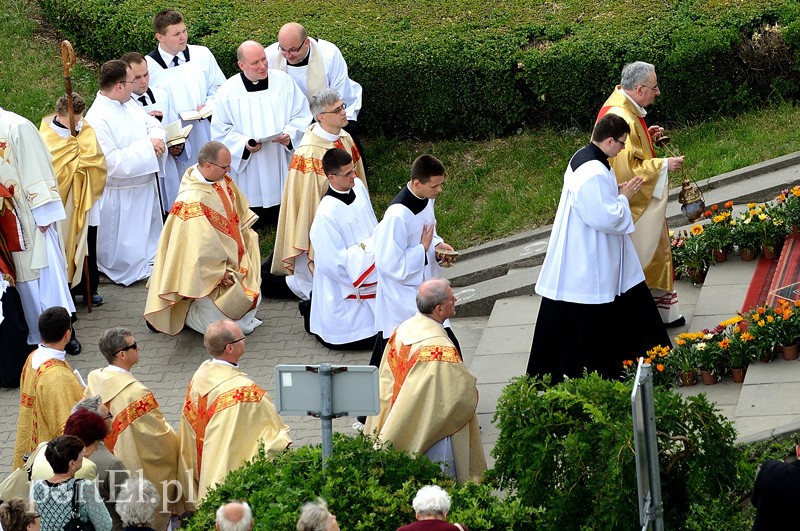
[488,374,746,530]
[35,0,800,139]
[184,433,541,530]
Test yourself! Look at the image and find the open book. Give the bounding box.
[179,106,213,121]
[165,120,193,148]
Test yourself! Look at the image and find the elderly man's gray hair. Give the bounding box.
[99,326,133,363]
[215,501,253,531]
[412,485,451,518]
[115,477,159,527]
[71,395,102,415]
[310,88,342,118]
[416,279,451,314]
[296,498,332,531]
[620,61,656,90]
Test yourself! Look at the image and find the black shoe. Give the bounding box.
[65,329,81,356]
[145,319,160,333]
[665,316,686,328]
[90,293,104,306]
[356,416,367,425]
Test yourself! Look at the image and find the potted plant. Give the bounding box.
[724,330,757,382]
[731,210,760,260]
[701,203,735,262]
[668,342,698,386]
[673,225,712,284]
[777,186,800,235]
[745,305,782,362]
[757,203,787,259]
[775,299,800,360]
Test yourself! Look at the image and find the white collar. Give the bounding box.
[105,365,130,374]
[210,358,238,368]
[406,183,425,200]
[158,46,186,66]
[312,123,341,142]
[619,88,647,116]
[31,345,66,370]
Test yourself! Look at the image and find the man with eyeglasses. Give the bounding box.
[85,327,178,531]
[145,141,262,336]
[526,114,671,383]
[597,61,686,328]
[177,319,291,505]
[306,148,378,348]
[211,40,311,230]
[265,22,362,135]
[269,88,366,300]
[85,59,166,286]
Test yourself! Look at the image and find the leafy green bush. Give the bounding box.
[184,433,542,530]
[36,0,800,139]
[488,374,745,530]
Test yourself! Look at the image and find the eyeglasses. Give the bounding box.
[208,161,232,171]
[116,342,138,355]
[278,40,307,54]
[228,337,245,346]
[639,84,659,91]
[104,413,113,420]
[319,103,347,115]
[119,80,137,85]
[613,138,627,146]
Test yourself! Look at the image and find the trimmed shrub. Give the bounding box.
[488,374,746,530]
[37,0,800,138]
[184,433,542,530]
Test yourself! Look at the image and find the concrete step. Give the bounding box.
[452,267,538,317]
[442,238,547,287]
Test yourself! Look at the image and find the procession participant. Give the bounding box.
[265,22,364,159]
[146,9,226,177]
[85,59,166,286]
[370,154,457,367]
[177,320,291,504]
[85,326,179,531]
[366,280,486,483]
[38,92,106,306]
[211,40,311,229]
[124,51,185,213]
[0,105,78,347]
[12,306,84,469]
[526,114,670,382]
[597,61,686,327]
[270,88,365,300]
[144,141,262,336]
[308,148,377,348]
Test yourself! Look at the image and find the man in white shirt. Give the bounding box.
[146,9,227,179]
[85,59,166,285]
[211,40,311,229]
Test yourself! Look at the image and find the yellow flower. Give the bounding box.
[742,332,754,341]
[690,225,704,235]
[758,319,765,327]
[729,220,737,226]
[793,186,800,197]
[720,316,743,327]
[767,315,774,323]
[759,213,767,221]
[676,339,686,346]
[748,202,757,208]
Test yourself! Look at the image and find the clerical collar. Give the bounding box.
[31,344,66,370]
[570,143,610,172]
[239,72,270,92]
[211,358,238,368]
[52,117,83,131]
[312,123,340,142]
[619,87,647,116]
[105,364,131,374]
[288,40,314,67]
[390,184,429,215]
[192,166,215,184]
[325,185,355,205]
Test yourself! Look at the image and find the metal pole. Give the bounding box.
[641,364,664,531]
[320,363,333,467]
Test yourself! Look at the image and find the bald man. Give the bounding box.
[215,501,254,531]
[211,40,311,228]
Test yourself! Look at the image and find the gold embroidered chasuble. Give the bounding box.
[177,360,291,505]
[13,350,84,468]
[85,367,178,531]
[38,117,107,287]
[271,125,365,276]
[365,313,487,483]
[144,167,261,335]
[598,88,673,292]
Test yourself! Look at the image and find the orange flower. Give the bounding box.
[656,364,664,372]
[711,204,719,211]
[742,332,755,341]
[623,359,633,367]
[757,307,766,315]
[718,338,730,349]
[724,201,734,208]
[704,210,713,218]
[676,339,686,346]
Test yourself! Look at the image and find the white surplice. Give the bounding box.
[373,185,443,337]
[265,38,363,121]
[309,179,378,344]
[0,107,75,344]
[146,44,226,177]
[85,93,165,286]
[211,70,312,208]
[131,86,185,212]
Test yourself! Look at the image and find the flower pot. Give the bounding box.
[762,245,778,260]
[712,248,728,263]
[687,268,706,286]
[740,248,757,262]
[679,371,697,387]
[782,343,799,361]
[730,367,746,383]
[760,350,775,363]
[700,370,717,385]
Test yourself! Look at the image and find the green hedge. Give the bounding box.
[184,434,542,530]
[38,0,800,138]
